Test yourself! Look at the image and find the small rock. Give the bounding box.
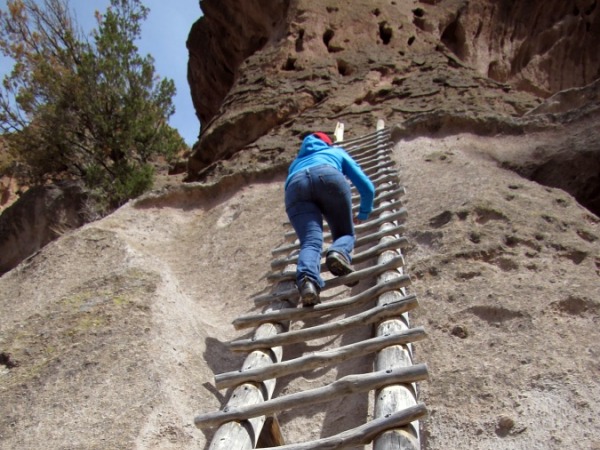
[450,325,468,338]
[496,415,515,437]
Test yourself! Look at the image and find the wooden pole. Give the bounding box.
[259,254,407,303]
[257,405,427,450]
[230,294,419,352]
[373,171,422,449]
[236,276,411,330]
[216,327,427,389]
[206,262,296,449]
[196,365,429,428]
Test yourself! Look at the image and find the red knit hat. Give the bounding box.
[313,132,333,145]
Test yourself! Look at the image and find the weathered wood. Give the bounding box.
[208,260,297,450]
[237,276,411,329]
[259,405,427,450]
[257,416,286,447]
[354,207,407,232]
[258,254,407,305]
[232,293,418,352]
[355,150,391,167]
[208,321,283,449]
[271,225,408,269]
[270,235,408,275]
[195,365,429,428]
[372,185,406,204]
[345,134,391,152]
[348,140,392,159]
[216,327,427,389]
[373,429,421,450]
[373,198,421,450]
[353,223,406,248]
[334,121,344,142]
[352,178,406,203]
[361,155,393,170]
[364,160,395,177]
[369,197,405,217]
[208,403,262,450]
[265,254,407,296]
[353,236,409,263]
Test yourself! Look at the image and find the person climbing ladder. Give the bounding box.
[284,132,375,306]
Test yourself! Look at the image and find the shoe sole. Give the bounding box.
[326,253,354,277]
[301,293,320,307]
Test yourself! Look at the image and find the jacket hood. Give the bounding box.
[298,134,331,158]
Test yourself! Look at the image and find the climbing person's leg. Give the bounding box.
[285,170,324,305]
[312,166,355,277]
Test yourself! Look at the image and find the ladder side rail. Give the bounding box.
[206,263,296,449]
[373,175,422,446]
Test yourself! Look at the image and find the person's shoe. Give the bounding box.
[326,251,353,276]
[298,277,320,307]
[326,251,359,287]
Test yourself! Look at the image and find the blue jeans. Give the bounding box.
[285,164,355,288]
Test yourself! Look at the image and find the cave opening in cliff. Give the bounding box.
[504,148,600,218]
[379,21,393,44]
[337,59,353,76]
[323,29,335,48]
[530,160,600,218]
[283,57,297,71]
[412,8,425,18]
[0,352,17,369]
[441,15,467,60]
[295,29,305,52]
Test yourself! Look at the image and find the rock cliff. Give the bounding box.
[1,0,599,449]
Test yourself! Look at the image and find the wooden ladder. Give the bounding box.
[195,122,429,449]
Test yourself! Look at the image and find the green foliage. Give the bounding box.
[85,161,154,212]
[0,0,187,214]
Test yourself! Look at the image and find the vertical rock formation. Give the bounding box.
[186,0,600,199]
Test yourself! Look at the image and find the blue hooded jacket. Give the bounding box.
[285,135,375,220]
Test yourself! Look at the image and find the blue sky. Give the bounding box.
[0,0,202,146]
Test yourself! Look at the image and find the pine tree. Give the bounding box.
[0,0,186,214]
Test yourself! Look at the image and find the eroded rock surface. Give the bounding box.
[0,182,86,274]
[186,0,600,187]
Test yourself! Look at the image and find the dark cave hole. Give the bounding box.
[379,21,393,44]
[0,352,18,369]
[408,36,416,46]
[412,8,425,17]
[584,2,597,15]
[505,153,600,218]
[337,59,352,76]
[441,15,467,60]
[295,29,305,52]
[282,57,297,71]
[546,165,600,217]
[323,29,335,48]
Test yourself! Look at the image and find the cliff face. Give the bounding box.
[186,0,599,200]
[1,0,599,449]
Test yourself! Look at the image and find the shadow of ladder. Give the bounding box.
[195,121,429,449]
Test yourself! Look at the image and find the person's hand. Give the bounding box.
[353,216,364,225]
